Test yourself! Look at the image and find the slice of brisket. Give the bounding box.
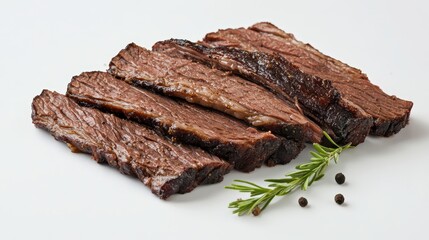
[153,39,372,145]
[32,90,231,199]
[66,71,299,171]
[202,22,413,138]
[108,43,323,143]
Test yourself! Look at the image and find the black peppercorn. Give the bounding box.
[335,194,345,205]
[335,173,345,185]
[298,197,308,207]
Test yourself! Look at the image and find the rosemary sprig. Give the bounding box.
[225,131,352,216]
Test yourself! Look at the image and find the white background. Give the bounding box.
[1,0,428,239]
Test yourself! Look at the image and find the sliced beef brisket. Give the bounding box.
[66,71,299,171]
[153,39,372,145]
[108,43,323,143]
[153,39,373,145]
[202,22,413,138]
[32,90,231,199]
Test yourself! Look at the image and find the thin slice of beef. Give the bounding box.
[108,43,323,143]
[203,22,413,138]
[32,90,231,199]
[153,39,372,145]
[66,71,299,171]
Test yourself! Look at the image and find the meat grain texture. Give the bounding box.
[66,71,301,171]
[32,90,231,199]
[109,43,323,143]
[202,22,413,140]
[153,39,371,145]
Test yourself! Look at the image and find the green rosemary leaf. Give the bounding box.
[288,170,307,178]
[302,177,310,190]
[319,145,336,152]
[333,152,340,163]
[323,131,340,148]
[313,144,328,154]
[310,151,324,159]
[298,162,319,169]
[232,180,266,189]
[265,178,294,183]
[314,173,325,181]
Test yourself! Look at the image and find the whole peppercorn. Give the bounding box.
[335,173,346,185]
[298,197,308,207]
[335,194,345,205]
